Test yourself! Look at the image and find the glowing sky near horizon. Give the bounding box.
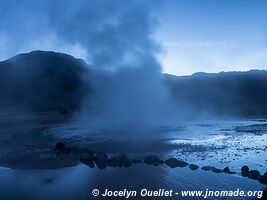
[154,0,267,75]
[1,0,267,75]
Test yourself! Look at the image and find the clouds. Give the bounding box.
[1,0,267,75]
[0,0,161,71]
[58,0,162,70]
[0,0,174,131]
[0,1,50,58]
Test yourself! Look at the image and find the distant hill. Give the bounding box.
[165,70,267,117]
[0,51,89,111]
[0,51,266,117]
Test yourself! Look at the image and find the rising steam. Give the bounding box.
[0,0,175,133]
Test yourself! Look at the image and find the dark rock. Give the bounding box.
[223,167,230,173]
[165,158,188,168]
[84,150,95,159]
[247,170,261,180]
[259,175,267,185]
[79,151,95,168]
[212,168,223,173]
[65,147,79,158]
[132,159,142,164]
[107,157,119,167]
[228,171,237,174]
[165,158,179,168]
[177,160,189,167]
[80,158,95,168]
[189,164,199,170]
[67,147,79,153]
[117,154,132,168]
[241,171,249,177]
[108,154,132,168]
[55,142,66,152]
[241,165,249,172]
[95,152,108,169]
[60,108,68,115]
[144,155,163,166]
[222,167,236,174]
[202,166,216,171]
[257,189,267,199]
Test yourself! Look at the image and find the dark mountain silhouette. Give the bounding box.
[0,51,90,111]
[165,70,267,117]
[0,50,266,117]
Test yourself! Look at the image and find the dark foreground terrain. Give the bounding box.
[0,112,266,199]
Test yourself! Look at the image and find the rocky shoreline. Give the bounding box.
[53,142,267,186]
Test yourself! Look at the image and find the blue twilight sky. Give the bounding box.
[155,0,267,75]
[0,0,267,75]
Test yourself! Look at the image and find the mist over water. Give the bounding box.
[64,0,176,133]
[0,2,267,200]
[77,69,174,134]
[0,0,177,133]
[1,0,266,135]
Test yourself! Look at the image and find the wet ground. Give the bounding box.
[0,164,265,200]
[0,112,266,199]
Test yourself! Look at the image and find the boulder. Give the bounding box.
[259,175,267,185]
[107,157,118,167]
[108,154,132,168]
[144,155,163,166]
[79,150,95,168]
[65,147,79,154]
[80,158,95,168]
[165,158,179,168]
[177,160,189,167]
[55,142,66,152]
[202,166,216,171]
[212,168,223,173]
[228,171,237,174]
[60,108,68,115]
[241,166,250,177]
[94,152,108,169]
[241,171,249,177]
[247,170,261,180]
[165,158,188,168]
[222,167,236,174]
[132,159,142,164]
[223,167,230,174]
[117,154,132,167]
[189,164,199,170]
[241,165,249,172]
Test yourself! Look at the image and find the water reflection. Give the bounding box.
[0,164,265,200]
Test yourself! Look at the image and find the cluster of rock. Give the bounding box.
[54,142,137,169]
[54,142,267,185]
[201,166,236,174]
[241,165,267,185]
